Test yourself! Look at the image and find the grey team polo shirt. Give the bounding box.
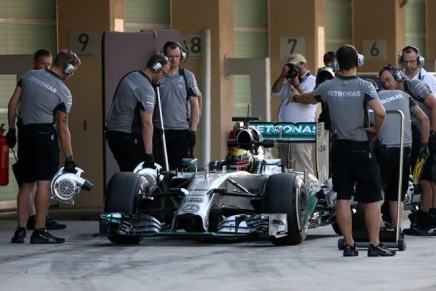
[156,68,199,130]
[107,71,155,135]
[377,89,415,148]
[19,70,72,125]
[312,75,378,141]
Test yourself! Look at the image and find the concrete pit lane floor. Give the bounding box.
[0,208,435,291]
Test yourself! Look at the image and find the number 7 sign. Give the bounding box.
[279,37,306,60]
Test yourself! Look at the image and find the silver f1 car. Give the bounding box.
[99,117,337,245]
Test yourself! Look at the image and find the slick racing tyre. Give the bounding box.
[264,173,309,245]
[104,172,145,244]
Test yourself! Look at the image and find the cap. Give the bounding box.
[288,53,307,64]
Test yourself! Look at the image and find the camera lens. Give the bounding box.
[286,63,300,79]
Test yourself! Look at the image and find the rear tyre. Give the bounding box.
[104,172,146,244]
[264,173,309,245]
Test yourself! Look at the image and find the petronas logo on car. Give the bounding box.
[250,122,316,141]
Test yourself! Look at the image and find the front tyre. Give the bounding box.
[104,172,146,244]
[264,173,309,245]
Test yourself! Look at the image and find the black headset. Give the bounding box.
[398,45,425,68]
[63,51,78,75]
[383,64,405,82]
[150,55,169,73]
[161,40,187,63]
[332,45,364,71]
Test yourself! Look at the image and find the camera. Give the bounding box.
[286,63,300,79]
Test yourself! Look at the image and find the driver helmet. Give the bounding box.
[225,148,254,172]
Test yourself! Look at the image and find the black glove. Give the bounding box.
[5,128,16,148]
[187,130,196,149]
[429,132,436,153]
[418,143,429,159]
[64,160,77,173]
[143,153,155,168]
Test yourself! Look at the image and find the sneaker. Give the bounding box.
[368,243,396,257]
[343,243,359,257]
[46,216,66,230]
[11,227,26,243]
[26,215,66,230]
[30,228,65,244]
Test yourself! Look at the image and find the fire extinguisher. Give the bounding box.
[0,123,9,186]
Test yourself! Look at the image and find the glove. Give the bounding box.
[5,128,16,148]
[64,155,76,173]
[418,143,429,159]
[187,130,196,149]
[143,153,155,169]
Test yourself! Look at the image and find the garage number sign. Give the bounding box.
[250,122,316,142]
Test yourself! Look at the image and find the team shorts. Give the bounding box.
[107,131,146,172]
[17,124,59,182]
[331,140,383,203]
[377,147,411,201]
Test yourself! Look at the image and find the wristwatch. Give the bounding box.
[293,95,298,103]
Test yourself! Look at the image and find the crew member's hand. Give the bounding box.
[5,128,16,148]
[187,130,196,149]
[418,143,429,159]
[64,155,77,173]
[143,153,155,168]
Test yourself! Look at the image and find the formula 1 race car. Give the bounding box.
[99,117,338,245]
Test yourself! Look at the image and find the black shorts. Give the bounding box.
[331,140,383,203]
[378,147,411,201]
[17,124,59,182]
[107,131,146,172]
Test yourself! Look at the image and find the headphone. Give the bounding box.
[150,55,169,73]
[63,51,78,75]
[332,45,364,71]
[161,40,188,63]
[398,45,425,68]
[384,64,405,82]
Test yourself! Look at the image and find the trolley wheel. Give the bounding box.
[338,238,345,250]
[398,238,407,251]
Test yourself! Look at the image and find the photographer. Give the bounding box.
[271,53,316,173]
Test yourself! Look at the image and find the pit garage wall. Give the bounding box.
[54,0,431,209]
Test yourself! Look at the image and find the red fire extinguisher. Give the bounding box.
[0,123,9,186]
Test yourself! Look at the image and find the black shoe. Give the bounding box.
[368,243,396,257]
[46,216,66,230]
[26,215,36,230]
[30,228,65,244]
[11,227,26,243]
[343,243,359,257]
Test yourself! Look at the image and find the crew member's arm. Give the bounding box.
[57,111,73,157]
[363,98,386,142]
[140,110,153,154]
[411,104,430,144]
[289,90,318,105]
[189,96,200,132]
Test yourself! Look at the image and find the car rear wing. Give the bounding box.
[249,121,330,184]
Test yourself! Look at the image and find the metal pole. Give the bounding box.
[200,29,211,165]
[156,85,169,171]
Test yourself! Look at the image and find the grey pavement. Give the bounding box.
[0,209,435,291]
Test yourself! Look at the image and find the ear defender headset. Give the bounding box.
[385,64,405,82]
[161,40,187,63]
[398,45,425,68]
[150,55,169,73]
[332,45,364,71]
[63,51,78,75]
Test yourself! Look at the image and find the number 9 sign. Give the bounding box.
[68,31,100,56]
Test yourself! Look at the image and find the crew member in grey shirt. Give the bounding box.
[290,45,396,257]
[6,50,81,244]
[107,54,169,172]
